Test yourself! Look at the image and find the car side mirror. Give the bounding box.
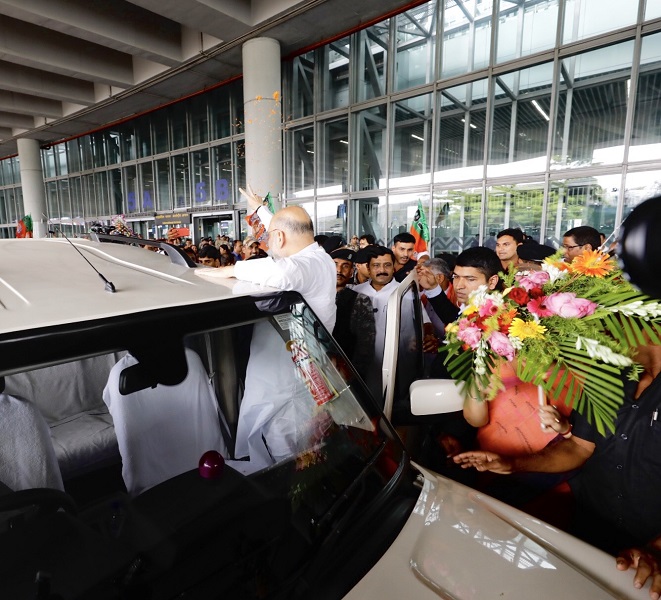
[409,379,464,415]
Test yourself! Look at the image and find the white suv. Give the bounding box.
[0,236,647,599]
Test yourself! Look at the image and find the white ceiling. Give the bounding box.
[0,0,412,157]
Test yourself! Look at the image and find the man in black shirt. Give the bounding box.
[392,232,418,282]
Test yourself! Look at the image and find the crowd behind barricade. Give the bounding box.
[123,203,659,598]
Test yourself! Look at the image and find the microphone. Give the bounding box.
[54,228,116,293]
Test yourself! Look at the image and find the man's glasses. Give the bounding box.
[561,244,581,251]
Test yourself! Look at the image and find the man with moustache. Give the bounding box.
[353,246,399,402]
[330,247,375,377]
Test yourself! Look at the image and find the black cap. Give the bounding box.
[353,248,372,264]
[518,243,555,261]
[322,235,344,254]
[331,247,355,262]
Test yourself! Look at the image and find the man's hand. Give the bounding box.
[617,544,661,600]
[195,265,235,279]
[453,450,514,474]
[416,264,439,291]
[239,183,263,213]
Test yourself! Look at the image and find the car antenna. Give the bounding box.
[51,228,116,293]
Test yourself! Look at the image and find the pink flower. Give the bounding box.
[516,270,550,291]
[488,331,515,361]
[544,292,598,318]
[527,296,554,318]
[457,323,483,349]
[478,298,500,317]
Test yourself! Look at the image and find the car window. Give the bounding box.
[0,292,408,599]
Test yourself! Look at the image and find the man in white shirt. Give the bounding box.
[196,204,336,472]
[353,246,400,403]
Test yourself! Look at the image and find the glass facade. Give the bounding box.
[1,0,661,247]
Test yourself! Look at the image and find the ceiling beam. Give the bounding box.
[0,90,62,118]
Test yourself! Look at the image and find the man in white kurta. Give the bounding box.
[352,246,399,403]
[196,205,336,473]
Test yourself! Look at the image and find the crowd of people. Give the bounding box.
[181,204,659,598]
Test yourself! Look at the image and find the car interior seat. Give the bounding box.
[102,348,230,496]
[0,383,64,492]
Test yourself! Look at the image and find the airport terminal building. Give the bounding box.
[0,0,660,253]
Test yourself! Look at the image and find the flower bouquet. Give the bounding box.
[443,250,661,434]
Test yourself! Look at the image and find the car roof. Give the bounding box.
[0,238,280,335]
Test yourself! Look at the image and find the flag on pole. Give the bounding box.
[410,199,429,254]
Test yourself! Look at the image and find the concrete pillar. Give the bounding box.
[17,138,48,238]
[242,38,282,210]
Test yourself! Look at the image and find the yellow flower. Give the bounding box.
[463,304,478,316]
[569,250,616,277]
[445,322,458,334]
[509,317,547,340]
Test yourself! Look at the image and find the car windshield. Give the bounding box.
[0,291,408,599]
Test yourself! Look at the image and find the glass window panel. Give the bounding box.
[12,158,20,185]
[290,51,315,119]
[140,162,155,212]
[70,176,83,223]
[356,104,387,191]
[441,0,493,79]
[321,36,350,111]
[151,109,170,154]
[191,149,211,207]
[394,4,437,92]
[109,168,123,215]
[318,118,348,196]
[170,105,188,150]
[45,181,58,220]
[116,124,136,162]
[172,154,190,209]
[92,133,108,168]
[497,0,559,64]
[352,196,387,244]
[646,0,661,20]
[66,140,81,174]
[6,189,18,224]
[484,182,545,248]
[630,32,661,162]
[286,126,315,197]
[123,165,138,213]
[316,199,347,239]
[233,82,245,137]
[43,147,56,179]
[58,180,71,219]
[436,80,487,182]
[552,41,634,169]
[155,158,171,211]
[488,62,552,177]
[234,141,246,197]
[0,159,10,185]
[94,171,110,216]
[55,144,68,176]
[356,21,389,102]
[107,132,120,165]
[431,186,483,253]
[211,144,233,205]
[80,136,94,171]
[0,190,6,224]
[391,93,433,188]
[544,175,620,247]
[623,170,661,221]
[210,86,232,139]
[190,95,209,145]
[563,0,638,45]
[136,119,152,159]
[388,193,430,244]
[82,174,94,218]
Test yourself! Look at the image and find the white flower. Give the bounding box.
[541,262,568,283]
[575,335,633,367]
[467,286,504,309]
[605,301,661,319]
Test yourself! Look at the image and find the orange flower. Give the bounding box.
[569,250,616,277]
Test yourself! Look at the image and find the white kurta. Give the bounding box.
[231,241,337,473]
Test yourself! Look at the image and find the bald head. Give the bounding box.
[267,206,315,258]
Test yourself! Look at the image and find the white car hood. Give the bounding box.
[345,463,649,599]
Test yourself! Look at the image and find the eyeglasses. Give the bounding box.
[561,244,581,251]
[265,228,282,240]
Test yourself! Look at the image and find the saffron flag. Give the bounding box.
[410,199,429,254]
